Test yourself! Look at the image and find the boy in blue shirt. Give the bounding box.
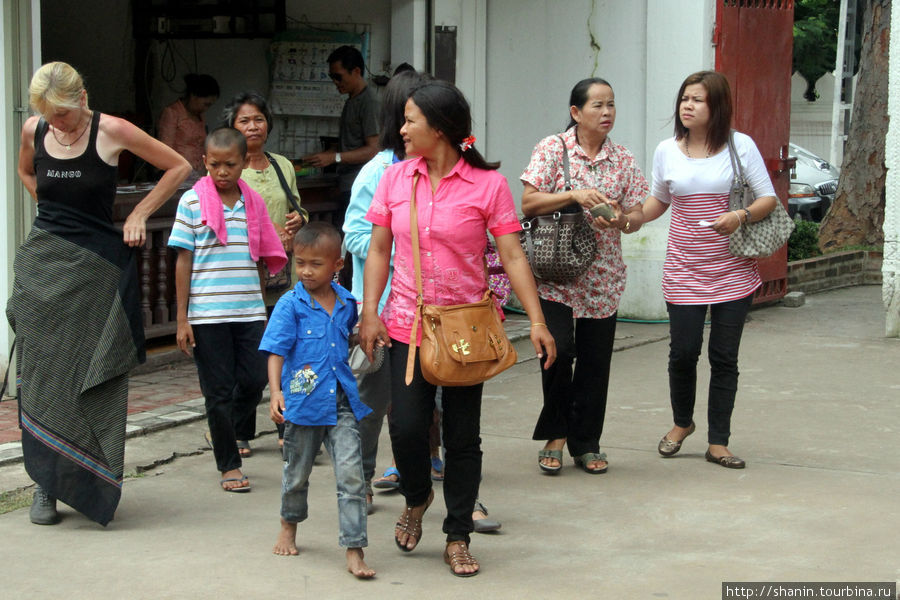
[260,221,375,579]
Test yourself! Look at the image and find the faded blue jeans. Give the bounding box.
[280,391,367,548]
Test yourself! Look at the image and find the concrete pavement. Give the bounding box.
[0,285,897,599]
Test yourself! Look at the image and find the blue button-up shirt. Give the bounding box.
[259,281,371,426]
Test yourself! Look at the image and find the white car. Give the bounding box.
[788,143,840,222]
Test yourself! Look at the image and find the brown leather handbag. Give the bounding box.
[404,173,517,387]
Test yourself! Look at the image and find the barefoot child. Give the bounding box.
[260,221,375,579]
[169,127,286,493]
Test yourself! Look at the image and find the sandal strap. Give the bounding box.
[445,542,478,568]
[538,449,563,460]
[473,500,488,516]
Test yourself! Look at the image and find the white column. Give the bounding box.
[391,0,429,71]
[883,0,900,337]
[830,0,850,167]
[618,0,716,320]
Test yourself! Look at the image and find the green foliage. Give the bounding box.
[793,0,840,101]
[788,219,822,261]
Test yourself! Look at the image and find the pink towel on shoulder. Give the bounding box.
[193,175,287,275]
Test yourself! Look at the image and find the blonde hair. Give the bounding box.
[29,62,88,115]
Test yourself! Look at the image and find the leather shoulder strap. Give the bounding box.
[726,130,745,181]
[405,172,423,385]
[264,152,303,214]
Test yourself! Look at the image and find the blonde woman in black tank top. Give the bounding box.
[11,62,190,527]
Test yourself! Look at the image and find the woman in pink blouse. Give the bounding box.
[359,81,555,577]
[521,78,648,476]
[634,71,777,469]
[158,74,219,174]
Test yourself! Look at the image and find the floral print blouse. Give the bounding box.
[520,127,648,319]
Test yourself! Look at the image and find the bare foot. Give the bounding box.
[346,547,375,579]
[273,519,299,556]
[540,438,567,469]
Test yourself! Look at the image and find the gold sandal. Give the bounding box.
[444,541,479,577]
[394,489,434,552]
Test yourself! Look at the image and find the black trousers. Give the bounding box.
[532,298,617,457]
[193,321,268,472]
[388,341,481,544]
[666,293,754,446]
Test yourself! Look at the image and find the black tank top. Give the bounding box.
[34,111,118,224]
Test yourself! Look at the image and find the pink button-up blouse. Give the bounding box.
[366,157,521,345]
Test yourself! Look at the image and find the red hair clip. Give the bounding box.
[459,135,476,151]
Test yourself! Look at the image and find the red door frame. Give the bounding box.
[715,0,795,304]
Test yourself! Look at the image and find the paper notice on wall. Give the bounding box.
[268,32,367,117]
[269,81,343,117]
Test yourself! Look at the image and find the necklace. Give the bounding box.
[51,111,90,151]
[683,135,710,159]
[249,154,270,174]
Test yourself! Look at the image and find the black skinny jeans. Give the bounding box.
[193,321,268,472]
[388,341,482,545]
[666,293,754,446]
[532,298,617,457]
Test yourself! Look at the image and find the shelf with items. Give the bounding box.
[133,0,286,39]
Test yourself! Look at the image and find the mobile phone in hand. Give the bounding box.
[589,203,616,220]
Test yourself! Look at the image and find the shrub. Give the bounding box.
[788,219,821,261]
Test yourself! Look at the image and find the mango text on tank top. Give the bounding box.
[45,169,83,179]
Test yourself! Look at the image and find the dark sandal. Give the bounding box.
[444,541,479,577]
[394,489,434,552]
[573,452,608,474]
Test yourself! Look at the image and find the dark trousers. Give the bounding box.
[532,298,617,457]
[193,320,268,472]
[666,293,754,446]
[388,341,481,545]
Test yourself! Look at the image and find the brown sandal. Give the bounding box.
[394,488,434,552]
[444,541,479,577]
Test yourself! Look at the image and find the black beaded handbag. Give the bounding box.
[519,136,596,283]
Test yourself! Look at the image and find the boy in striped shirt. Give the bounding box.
[169,127,286,493]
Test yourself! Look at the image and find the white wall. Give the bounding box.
[482,0,715,319]
[432,0,487,147]
[790,71,836,158]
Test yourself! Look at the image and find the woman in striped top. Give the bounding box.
[636,71,777,469]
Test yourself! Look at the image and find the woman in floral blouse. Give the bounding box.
[521,77,648,475]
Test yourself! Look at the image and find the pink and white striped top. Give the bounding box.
[650,133,775,305]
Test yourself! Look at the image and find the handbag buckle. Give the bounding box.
[451,339,471,355]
